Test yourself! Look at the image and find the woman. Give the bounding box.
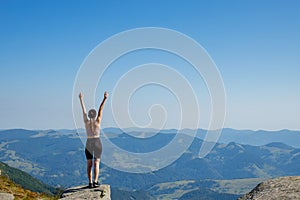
[79,91,108,188]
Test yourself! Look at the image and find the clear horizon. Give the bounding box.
[0,1,299,131]
[1,127,299,132]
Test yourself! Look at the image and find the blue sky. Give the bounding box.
[0,0,299,130]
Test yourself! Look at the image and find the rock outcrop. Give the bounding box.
[239,176,300,200]
[0,193,14,200]
[60,184,111,200]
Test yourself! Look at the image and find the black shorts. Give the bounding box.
[85,138,102,160]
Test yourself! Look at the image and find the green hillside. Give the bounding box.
[0,161,59,196]
[0,174,57,200]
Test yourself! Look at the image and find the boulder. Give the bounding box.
[60,184,110,200]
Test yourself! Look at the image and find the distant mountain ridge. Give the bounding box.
[81,127,300,149]
[0,128,299,199]
[4,127,298,147]
[218,128,300,148]
[112,127,300,148]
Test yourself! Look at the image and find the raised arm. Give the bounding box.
[79,92,88,122]
[96,91,108,122]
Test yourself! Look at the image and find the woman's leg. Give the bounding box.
[85,143,94,186]
[93,139,102,185]
[87,159,93,184]
[94,158,100,183]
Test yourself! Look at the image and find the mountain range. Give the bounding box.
[0,128,299,199]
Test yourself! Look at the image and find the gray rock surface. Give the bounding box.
[60,184,110,200]
[0,193,14,200]
[239,176,300,200]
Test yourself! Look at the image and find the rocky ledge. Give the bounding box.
[239,176,300,200]
[0,193,14,200]
[60,184,110,200]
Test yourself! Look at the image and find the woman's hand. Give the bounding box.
[79,92,83,99]
[104,91,109,99]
